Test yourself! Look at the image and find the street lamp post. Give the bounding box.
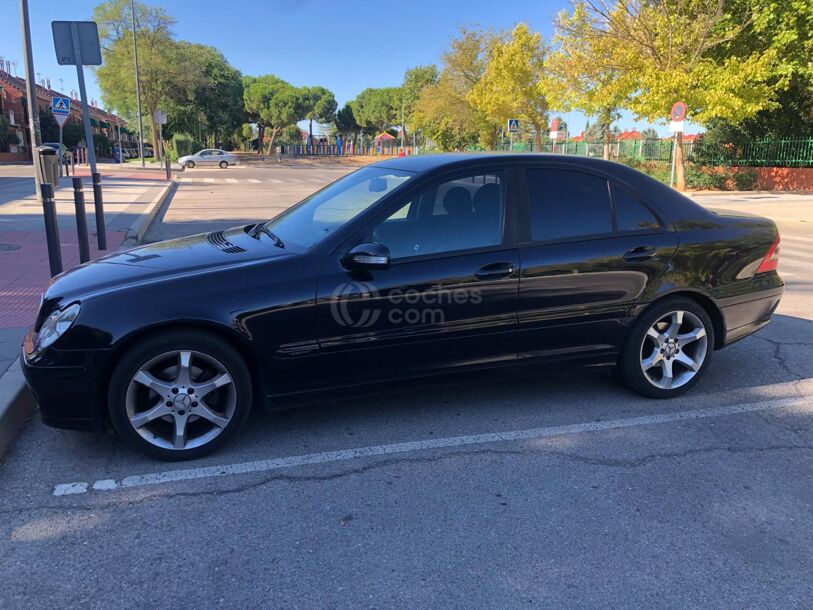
[19,0,43,196]
[130,0,145,167]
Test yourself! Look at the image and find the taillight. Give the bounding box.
[756,233,780,274]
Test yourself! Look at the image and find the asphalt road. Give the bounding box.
[2,164,813,608]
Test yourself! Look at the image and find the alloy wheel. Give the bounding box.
[639,310,708,390]
[125,350,236,451]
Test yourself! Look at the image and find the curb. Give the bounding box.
[0,180,176,458]
[122,179,177,247]
[0,360,36,460]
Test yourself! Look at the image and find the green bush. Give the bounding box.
[172,133,204,158]
[732,168,757,190]
[685,165,726,190]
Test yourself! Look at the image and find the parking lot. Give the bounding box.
[2,164,813,607]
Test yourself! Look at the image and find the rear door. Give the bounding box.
[517,165,678,362]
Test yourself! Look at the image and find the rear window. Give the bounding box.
[613,185,661,232]
[526,168,612,242]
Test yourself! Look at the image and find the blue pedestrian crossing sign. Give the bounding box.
[507,118,519,133]
[52,96,70,127]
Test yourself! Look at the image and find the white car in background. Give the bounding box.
[178,149,238,169]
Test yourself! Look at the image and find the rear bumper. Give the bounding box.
[718,285,784,347]
[21,331,111,431]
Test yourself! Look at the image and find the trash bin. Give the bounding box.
[37,145,60,188]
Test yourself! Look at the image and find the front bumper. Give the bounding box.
[21,330,111,431]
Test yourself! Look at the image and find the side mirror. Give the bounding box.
[345,242,390,270]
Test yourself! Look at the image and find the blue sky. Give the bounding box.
[2,0,696,136]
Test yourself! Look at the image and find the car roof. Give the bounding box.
[371,152,710,223]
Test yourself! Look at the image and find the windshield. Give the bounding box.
[263,166,414,249]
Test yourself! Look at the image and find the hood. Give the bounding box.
[43,225,297,305]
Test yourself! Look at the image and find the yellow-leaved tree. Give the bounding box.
[467,24,549,151]
[568,0,780,190]
[545,4,635,160]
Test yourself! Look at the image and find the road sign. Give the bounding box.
[52,96,70,127]
[507,119,520,133]
[153,110,168,125]
[671,101,687,122]
[51,21,102,66]
[669,120,685,133]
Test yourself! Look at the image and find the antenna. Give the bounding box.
[59,78,64,91]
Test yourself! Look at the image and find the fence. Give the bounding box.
[485,139,697,163]
[278,142,417,156]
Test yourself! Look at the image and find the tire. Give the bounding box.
[219,160,229,169]
[185,160,195,169]
[619,296,714,399]
[108,330,252,460]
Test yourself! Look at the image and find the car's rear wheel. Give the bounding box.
[108,331,252,460]
[219,160,229,169]
[620,297,714,398]
[185,160,195,169]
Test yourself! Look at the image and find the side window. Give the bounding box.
[527,168,612,242]
[372,172,505,260]
[613,185,661,232]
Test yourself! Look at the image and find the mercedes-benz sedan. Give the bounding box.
[23,154,783,459]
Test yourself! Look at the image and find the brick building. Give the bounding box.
[0,63,135,162]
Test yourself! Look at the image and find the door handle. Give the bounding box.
[623,246,658,262]
[475,262,515,280]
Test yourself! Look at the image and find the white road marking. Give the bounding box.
[53,482,88,496]
[782,234,813,245]
[203,178,216,183]
[225,178,238,184]
[52,396,810,496]
[267,178,284,184]
[247,178,262,184]
[782,248,812,259]
[781,258,813,272]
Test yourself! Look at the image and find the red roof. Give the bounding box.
[375,132,395,141]
[617,130,642,141]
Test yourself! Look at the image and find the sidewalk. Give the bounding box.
[0,169,175,455]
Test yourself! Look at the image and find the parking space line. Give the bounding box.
[52,395,810,496]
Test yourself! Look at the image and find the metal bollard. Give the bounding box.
[91,172,107,250]
[41,183,63,277]
[165,155,171,180]
[72,177,90,263]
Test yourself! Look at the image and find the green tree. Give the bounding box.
[412,28,499,150]
[243,75,306,154]
[334,102,361,141]
[0,116,11,151]
[570,0,781,189]
[62,121,85,148]
[468,24,549,151]
[302,86,337,143]
[93,0,203,156]
[38,109,60,143]
[353,87,401,134]
[400,64,439,138]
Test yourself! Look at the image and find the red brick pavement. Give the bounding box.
[0,228,127,327]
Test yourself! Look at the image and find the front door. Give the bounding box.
[315,170,519,387]
[517,166,678,362]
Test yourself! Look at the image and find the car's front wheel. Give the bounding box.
[620,297,714,398]
[108,331,252,460]
[185,160,195,169]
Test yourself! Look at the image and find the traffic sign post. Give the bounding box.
[52,20,107,249]
[507,119,519,151]
[669,102,686,189]
[52,96,70,178]
[153,110,167,162]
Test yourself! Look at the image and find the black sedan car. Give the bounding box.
[22,154,783,459]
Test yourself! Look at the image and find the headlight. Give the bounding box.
[35,303,81,352]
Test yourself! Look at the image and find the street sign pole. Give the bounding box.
[20,0,43,198]
[70,23,97,176]
[131,0,145,168]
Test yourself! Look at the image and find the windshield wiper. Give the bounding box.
[251,223,284,248]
